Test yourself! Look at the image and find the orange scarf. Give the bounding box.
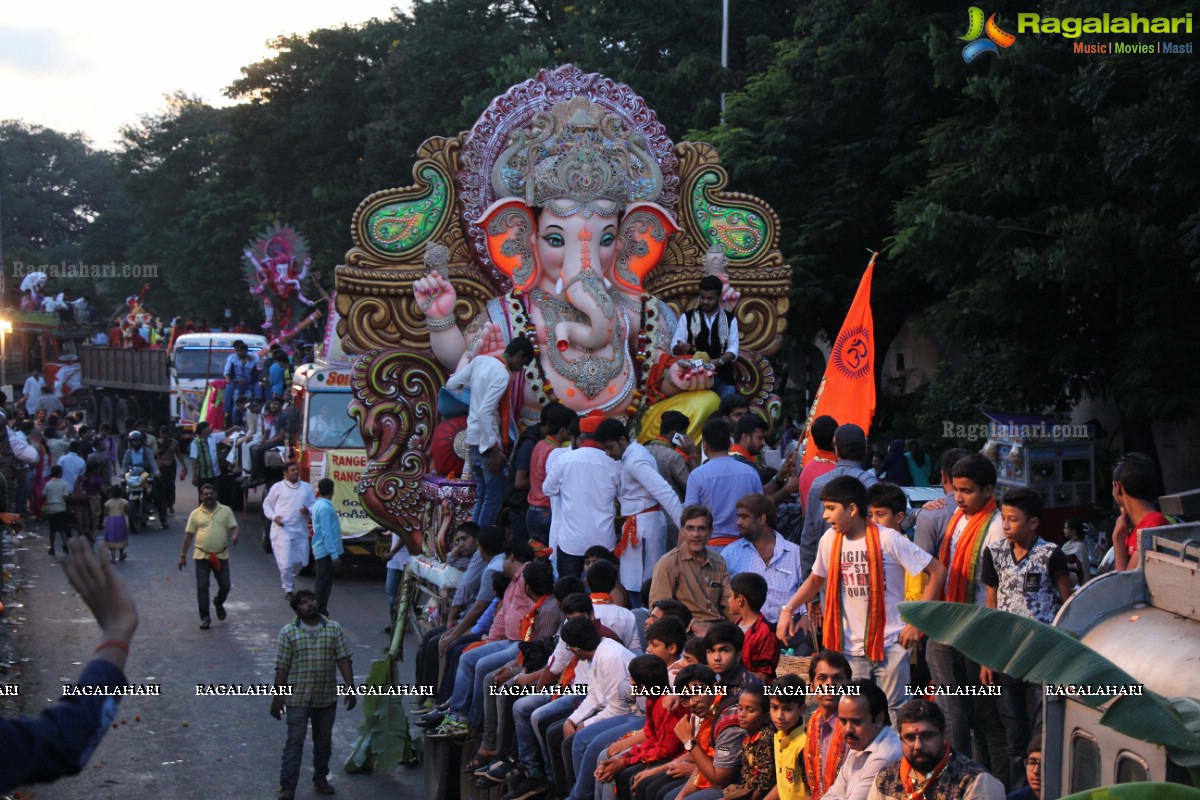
[692,712,717,788]
[938,498,998,603]
[553,655,578,695]
[519,595,549,641]
[730,444,755,463]
[614,506,660,557]
[489,355,514,451]
[650,436,689,460]
[900,745,952,800]
[822,520,887,661]
[589,592,613,605]
[516,594,549,665]
[805,706,847,800]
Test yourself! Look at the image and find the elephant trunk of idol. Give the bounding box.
[554,229,616,351]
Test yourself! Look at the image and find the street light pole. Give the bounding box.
[0,319,9,393]
[720,0,729,124]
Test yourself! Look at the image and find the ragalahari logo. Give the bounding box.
[960,7,1017,62]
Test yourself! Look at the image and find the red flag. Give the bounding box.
[799,252,877,468]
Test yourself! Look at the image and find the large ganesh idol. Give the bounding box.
[335,65,791,542]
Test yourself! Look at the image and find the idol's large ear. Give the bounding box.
[613,202,679,293]
[477,198,539,291]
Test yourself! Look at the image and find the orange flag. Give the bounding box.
[799,252,877,468]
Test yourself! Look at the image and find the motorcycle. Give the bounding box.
[124,470,169,532]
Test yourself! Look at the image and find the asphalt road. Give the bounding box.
[7,476,427,800]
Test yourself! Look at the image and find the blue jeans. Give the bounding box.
[568,714,642,800]
[995,671,1039,788]
[469,445,508,527]
[194,557,231,621]
[518,694,580,774]
[449,640,519,729]
[515,694,555,772]
[385,567,403,622]
[280,703,335,794]
[557,550,587,580]
[925,640,973,755]
[14,467,31,515]
[436,634,481,704]
[712,377,737,400]
[526,505,552,542]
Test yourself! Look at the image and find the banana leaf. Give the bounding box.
[1059,782,1200,800]
[343,645,422,773]
[897,601,1200,761]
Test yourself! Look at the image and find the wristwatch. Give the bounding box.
[684,739,697,752]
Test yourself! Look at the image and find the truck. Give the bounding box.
[74,333,268,434]
[288,301,380,559]
[167,332,268,431]
[74,331,267,434]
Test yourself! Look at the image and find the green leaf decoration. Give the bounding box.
[897,602,1200,755]
[342,655,422,773]
[689,170,769,262]
[1059,782,1200,800]
[365,165,448,254]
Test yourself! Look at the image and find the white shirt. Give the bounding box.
[825,725,903,800]
[568,637,636,726]
[812,525,931,655]
[617,441,683,525]
[262,479,316,540]
[6,428,37,465]
[542,445,620,558]
[57,452,86,491]
[387,533,411,571]
[22,376,42,414]
[670,310,740,357]
[445,355,510,454]
[945,510,1005,606]
[545,446,568,556]
[594,603,642,653]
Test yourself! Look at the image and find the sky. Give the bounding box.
[0,0,401,150]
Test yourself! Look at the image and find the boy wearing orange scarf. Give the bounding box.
[924,453,1005,761]
[776,476,944,716]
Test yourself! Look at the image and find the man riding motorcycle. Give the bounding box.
[122,431,167,528]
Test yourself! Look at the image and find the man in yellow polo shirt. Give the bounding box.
[179,483,239,629]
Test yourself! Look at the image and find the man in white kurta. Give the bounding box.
[262,462,316,595]
[592,419,683,605]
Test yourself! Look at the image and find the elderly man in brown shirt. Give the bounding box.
[648,504,733,636]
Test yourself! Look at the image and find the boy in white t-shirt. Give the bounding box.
[776,476,945,716]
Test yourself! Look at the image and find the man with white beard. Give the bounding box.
[262,461,316,598]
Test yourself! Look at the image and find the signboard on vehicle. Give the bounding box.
[325,449,374,535]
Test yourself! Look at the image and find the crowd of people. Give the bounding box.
[0,326,1176,799]
[0,388,185,558]
[412,350,1175,800]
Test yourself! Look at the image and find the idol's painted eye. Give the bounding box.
[542,233,565,247]
[600,232,616,247]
